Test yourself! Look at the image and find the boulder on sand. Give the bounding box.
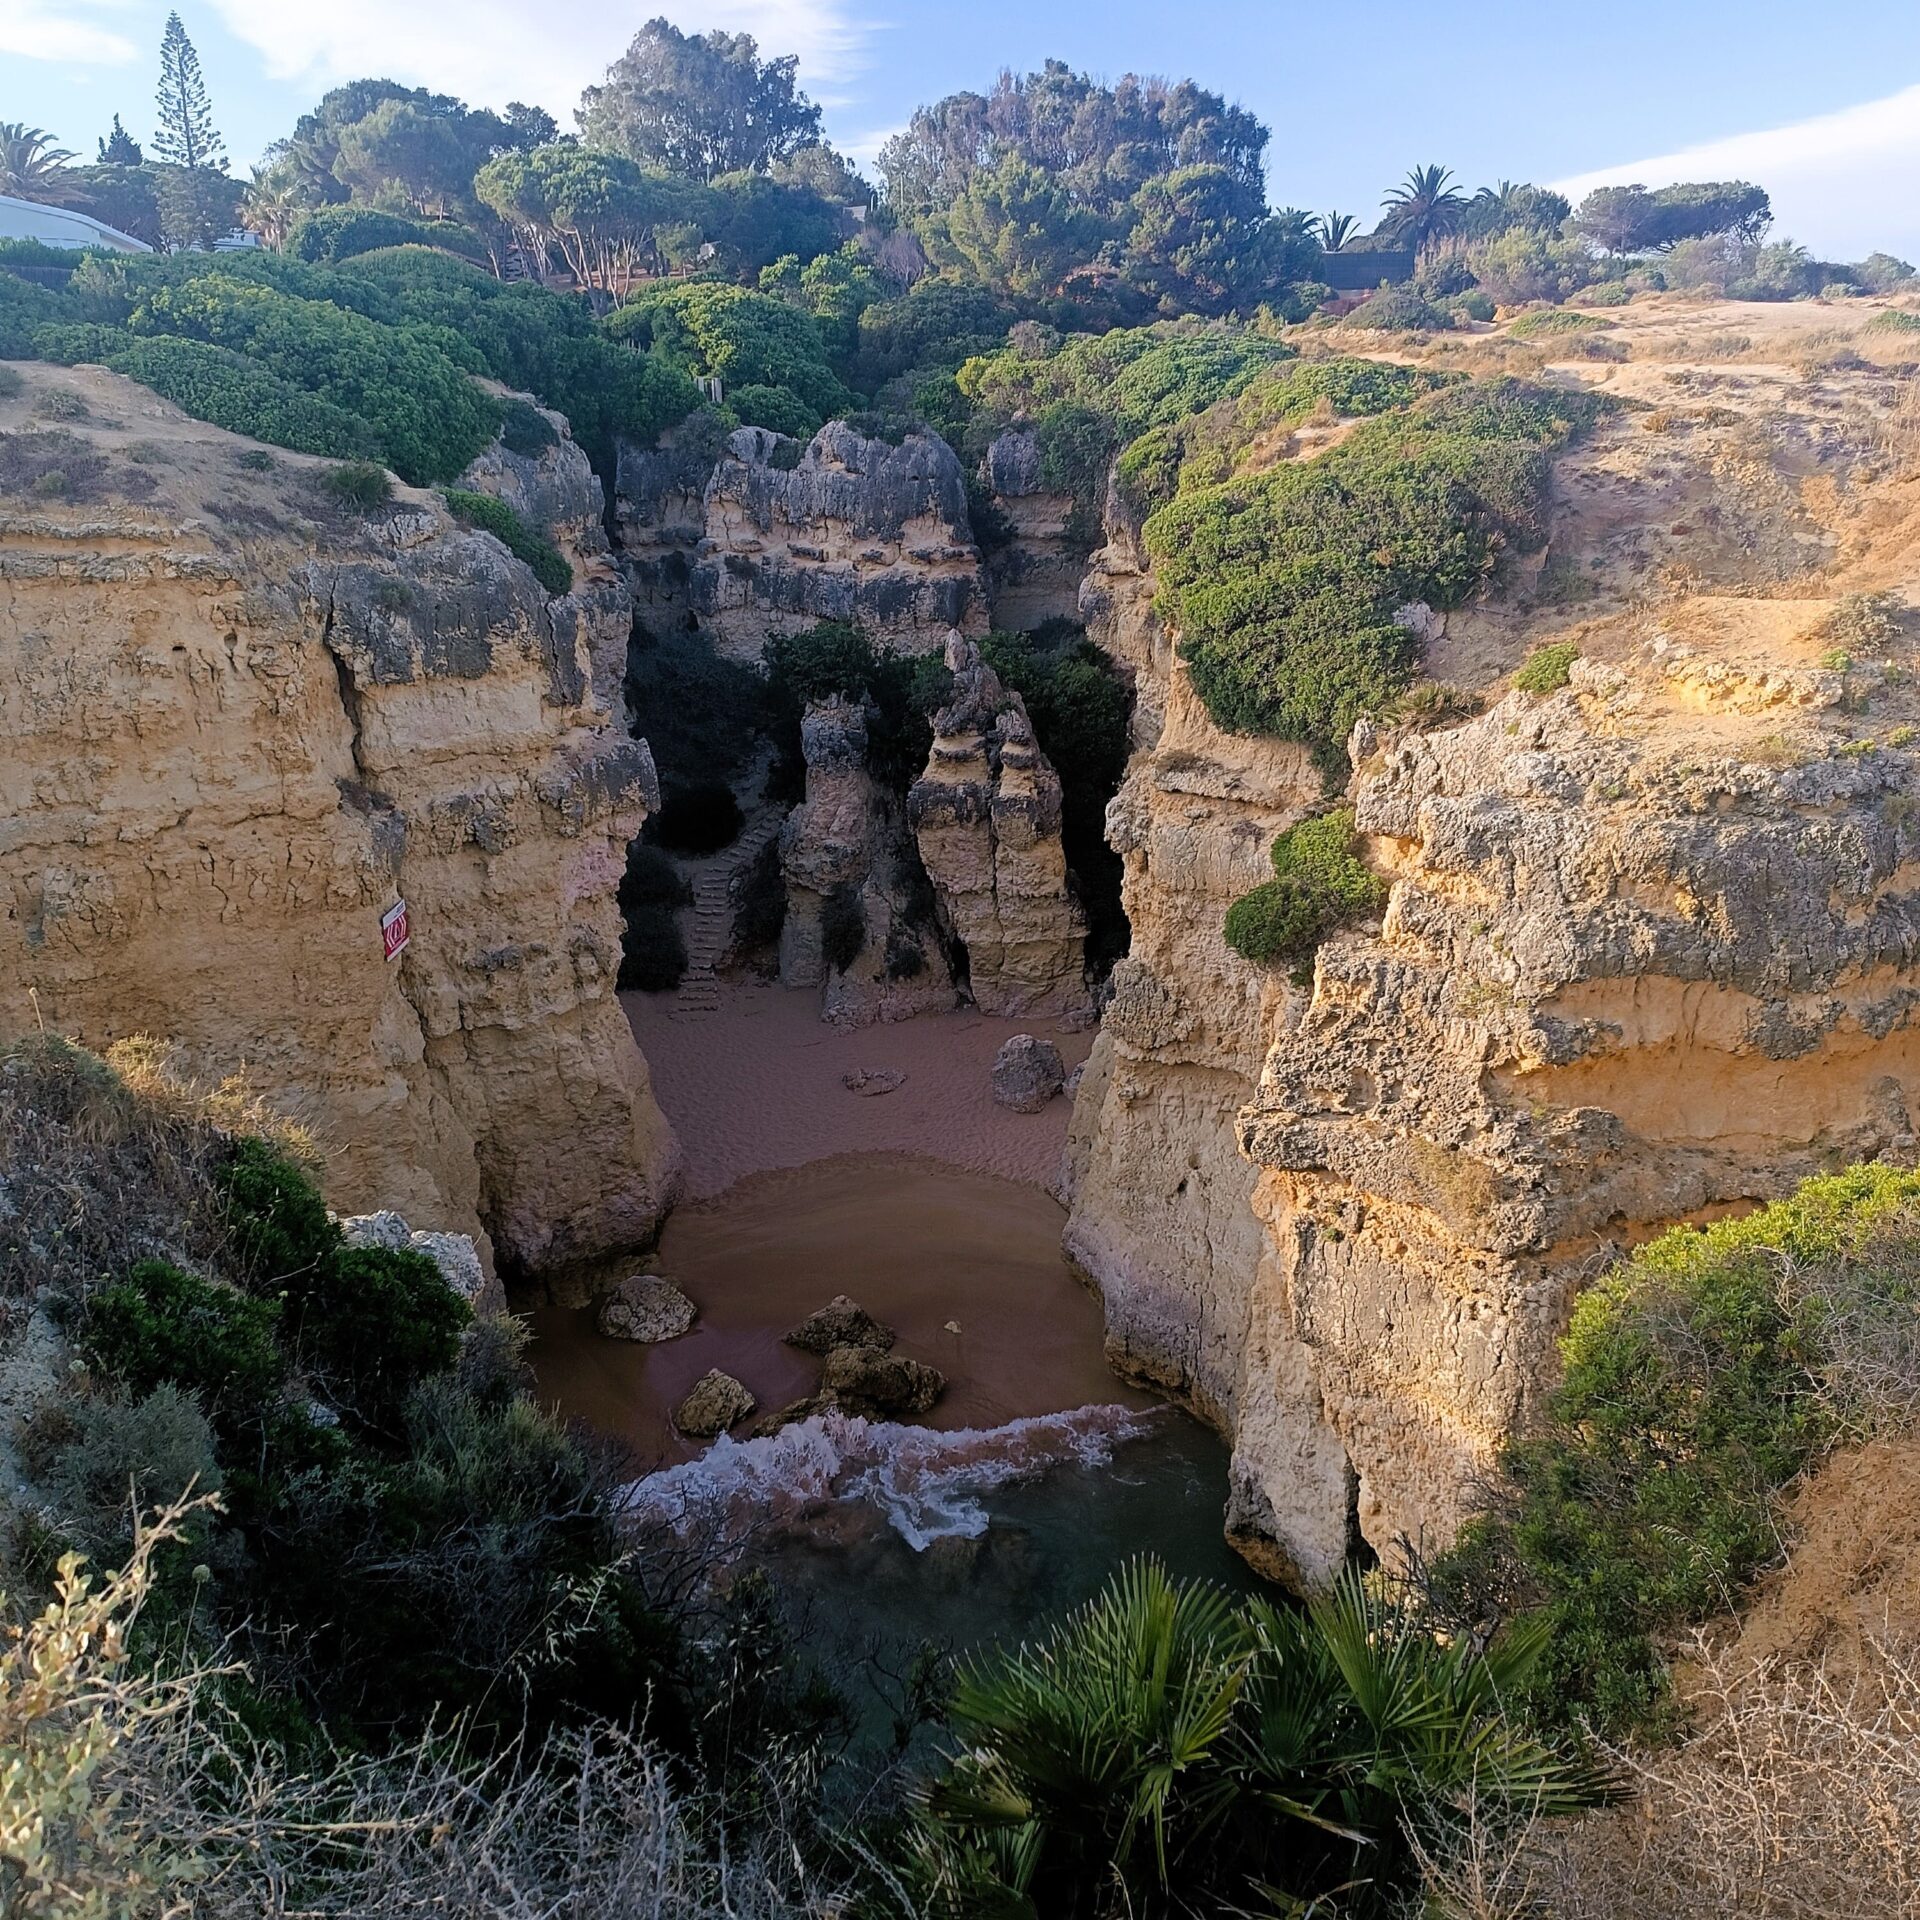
[990,1034,1065,1113]
[785,1293,895,1355]
[596,1275,697,1343]
[673,1369,757,1437]
[820,1344,946,1416]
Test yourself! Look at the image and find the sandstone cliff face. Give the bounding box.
[456,399,631,715]
[616,421,989,658]
[1067,314,1920,1584]
[777,695,954,1025]
[982,429,1086,632]
[0,365,678,1277]
[910,635,1089,1019]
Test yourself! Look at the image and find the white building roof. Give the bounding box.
[0,191,151,254]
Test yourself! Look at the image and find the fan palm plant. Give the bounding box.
[1317,210,1359,253]
[0,123,78,201]
[912,1560,1612,1918]
[1381,164,1466,253]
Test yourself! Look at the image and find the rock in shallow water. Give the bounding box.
[820,1344,946,1416]
[674,1369,757,1437]
[785,1293,895,1355]
[990,1034,1065,1113]
[596,1275,697,1343]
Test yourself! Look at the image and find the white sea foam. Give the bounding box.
[618,1403,1157,1552]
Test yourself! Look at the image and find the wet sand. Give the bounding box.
[527,1153,1152,1468]
[623,980,1097,1200]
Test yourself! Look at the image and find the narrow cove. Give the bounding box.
[524,985,1264,1677]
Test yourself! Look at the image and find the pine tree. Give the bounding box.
[98,115,144,165]
[152,12,225,173]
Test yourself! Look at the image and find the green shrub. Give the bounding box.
[623,624,765,793]
[650,782,743,855]
[821,883,866,973]
[607,281,852,423]
[36,1383,222,1555]
[0,365,21,397]
[81,1258,283,1420]
[1343,285,1451,332]
[1453,289,1496,323]
[441,487,572,594]
[127,273,499,483]
[618,842,690,914]
[762,622,947,795]
[29,323,133,366]
[322,459,394,512]
[619,902,688,992]
[292,1245,469,1419]
[216,1135,339,1289]
[1223,809,1384,967]
[1433,1164,1920,1735]
[1507,308,1614,339]
[1513,640,1579,692]
[1867,308,1920,332]
[727,381,820,438]
[104,336,381,461]
[1147,377,1608,760]
[0,430,111,503]
[731,837,787,954]
[287,206,488,266]
[498,397,558,458]
[236,448,274,472]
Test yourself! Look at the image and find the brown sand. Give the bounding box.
[624,980,1096,1200]
[526,1153,1151,1469]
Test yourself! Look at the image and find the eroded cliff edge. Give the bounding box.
[0,364,678,1277]
[1067,322,1920,1585]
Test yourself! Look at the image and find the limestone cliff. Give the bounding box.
[0,363,679,1277]
[616,420,989,658]
[1067,304,1920,1585]
[910,635,1090,1019]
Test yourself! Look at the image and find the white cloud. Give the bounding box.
[1555,82,1920,263]
[204,0,876,120]
[1,0,139,65]
[840,121,905,171]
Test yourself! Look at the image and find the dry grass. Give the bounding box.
[1481,1634,1920,1920]
[0,1034,314,1340]
[2,1497,872,1920]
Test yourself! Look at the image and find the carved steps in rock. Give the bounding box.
[669,804,786,1019]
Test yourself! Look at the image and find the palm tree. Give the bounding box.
[0,123,78,201]
[912,1560,1612,1916]
[1317,210,1359,253]
[1381,163,1466,253]
[240,164,305,249]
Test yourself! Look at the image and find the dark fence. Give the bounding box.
[1320,250,1416,290]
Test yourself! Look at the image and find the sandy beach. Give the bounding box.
[624,979,1098,1200]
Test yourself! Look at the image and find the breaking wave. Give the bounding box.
[618,1403,1159,1553]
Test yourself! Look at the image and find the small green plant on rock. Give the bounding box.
[321,459,392,512]
[1513,640,1579,693]
[1223,808,1384,969]
[441,486,572,595]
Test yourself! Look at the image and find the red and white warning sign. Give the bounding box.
[381,899,410,961]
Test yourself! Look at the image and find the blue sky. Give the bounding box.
[10,0,1919,260]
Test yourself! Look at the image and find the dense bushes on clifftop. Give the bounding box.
[1427,1163,1920,1735]
[1146,377,1610,762]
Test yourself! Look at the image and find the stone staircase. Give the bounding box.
[670,805,784,1021]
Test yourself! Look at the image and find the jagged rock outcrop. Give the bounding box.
[910,635,1090,1017]
[777,696,954,1024]
[456,398,631,714]
[615,421,989,657]
[0,365,679,1280]
[982,428,1086,630]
